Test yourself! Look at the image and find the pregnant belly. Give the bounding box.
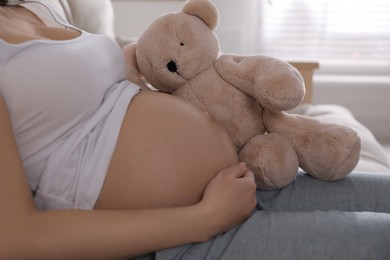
[94,90,238,210]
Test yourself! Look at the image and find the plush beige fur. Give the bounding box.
[123,0,361,190]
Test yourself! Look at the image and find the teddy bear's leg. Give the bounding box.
[215,54,305,111]
[239,133,299,190]
[263,109,361,181]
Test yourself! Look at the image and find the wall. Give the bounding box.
[112,1,182,40]
[111,0,390,143]
[111,0,258,53]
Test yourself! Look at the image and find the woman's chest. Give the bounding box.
[0,34,127,137]
[0,6,80,44]
[2,28,81,46]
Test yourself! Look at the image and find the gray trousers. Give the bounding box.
[136,171,390,260]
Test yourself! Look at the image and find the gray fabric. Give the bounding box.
[258,171,390,212]
[135,171,390,260]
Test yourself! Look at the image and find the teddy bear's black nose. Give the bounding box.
[167,60,178,73]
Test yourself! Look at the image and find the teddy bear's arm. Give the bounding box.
[215,54,305,111]
[123,43,151,90]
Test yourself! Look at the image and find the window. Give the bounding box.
[254,0,390,141]
[256,0,390,68]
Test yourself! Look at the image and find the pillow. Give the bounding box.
[39,0,115,39]
[66,0,115,39]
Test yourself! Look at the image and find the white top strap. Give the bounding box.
[20,0,74,29]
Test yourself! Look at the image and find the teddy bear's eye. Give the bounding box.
[167,60,178,73]
[180,42,184,46]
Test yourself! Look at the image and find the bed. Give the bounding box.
[42,1,390,259]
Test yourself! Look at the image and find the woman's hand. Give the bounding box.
[198,162,257,238]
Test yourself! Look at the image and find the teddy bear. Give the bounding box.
[123,0,361,190]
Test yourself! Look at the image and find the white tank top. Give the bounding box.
[0,0,140,209]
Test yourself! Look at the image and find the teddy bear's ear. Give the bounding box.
[123,43,149,90]
[182,0,219,30]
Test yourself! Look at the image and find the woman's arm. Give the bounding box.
[0,95,256,259]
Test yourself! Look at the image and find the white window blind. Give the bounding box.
[256,0,390,66]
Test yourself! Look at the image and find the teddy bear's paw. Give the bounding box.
[303,136,361,181]
[239,133,299,190]
[263,108,362,181]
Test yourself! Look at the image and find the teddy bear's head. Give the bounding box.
[124,0,220,93]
